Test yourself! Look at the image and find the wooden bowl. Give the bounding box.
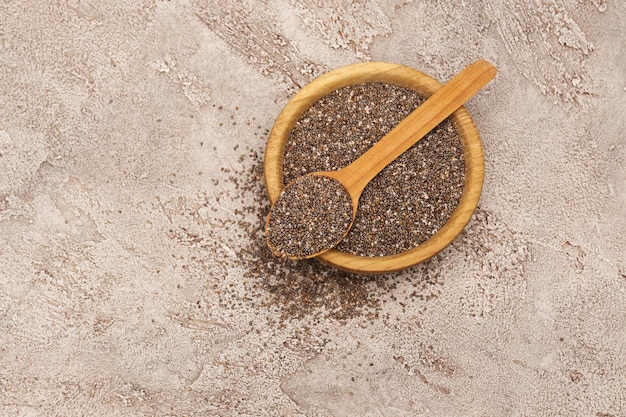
[264,62,484,274]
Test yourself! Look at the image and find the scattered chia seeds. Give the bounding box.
[266,174,354,259]
[282,82,466,257]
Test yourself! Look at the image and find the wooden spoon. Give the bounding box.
[266,59,497,259]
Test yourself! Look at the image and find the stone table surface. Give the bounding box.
[1,1,625,416]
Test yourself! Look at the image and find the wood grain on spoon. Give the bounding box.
[323,59,497,210]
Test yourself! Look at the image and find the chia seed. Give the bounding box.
[282,82,465,257]
[267,174,354,259]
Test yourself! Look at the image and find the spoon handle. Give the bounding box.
[336,59,496,198]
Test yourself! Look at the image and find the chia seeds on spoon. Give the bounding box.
[282,82,465,257]
[266,175,354,259]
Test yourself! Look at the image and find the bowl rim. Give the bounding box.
[264,62,484,274]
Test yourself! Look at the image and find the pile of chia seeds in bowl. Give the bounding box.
[282,82,466,257]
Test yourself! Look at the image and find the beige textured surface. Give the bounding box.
[1,1,625,416]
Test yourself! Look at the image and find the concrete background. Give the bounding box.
[1,0,624,416]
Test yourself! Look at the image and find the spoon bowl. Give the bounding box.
[265,61,492,273]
